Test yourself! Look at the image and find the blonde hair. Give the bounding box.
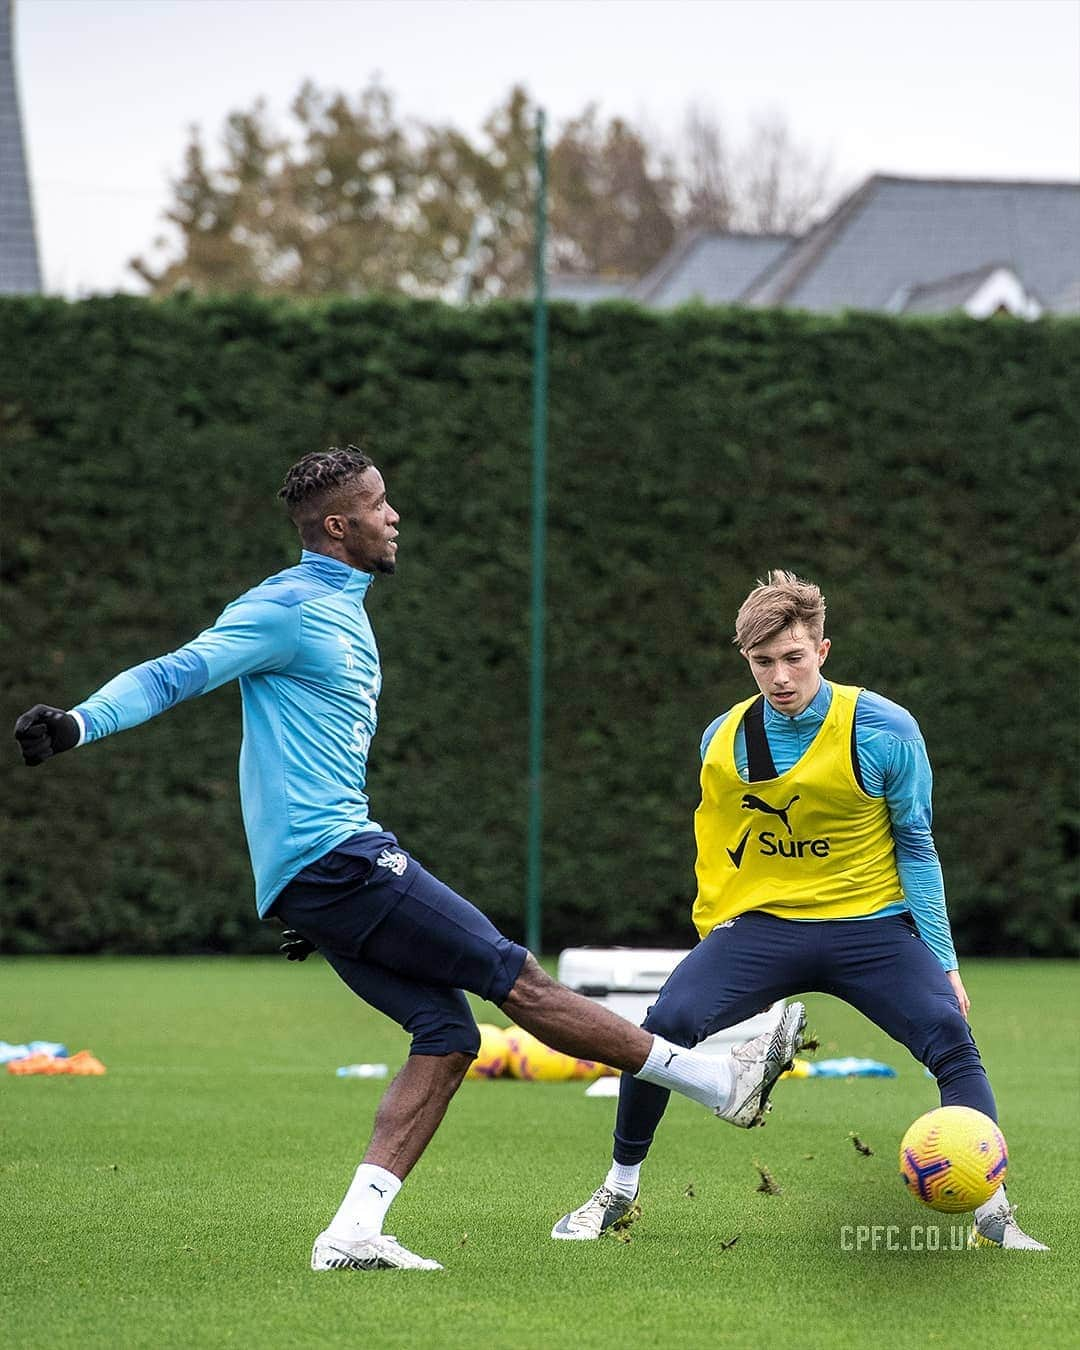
[734,570,826,651]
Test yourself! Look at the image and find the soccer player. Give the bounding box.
[13,448,807,1273]
[553,571,1046,1251]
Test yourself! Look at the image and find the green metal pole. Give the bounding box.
[526,108,548,955]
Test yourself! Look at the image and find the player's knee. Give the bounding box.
[921,1007,979,1072]
[508,950,548,989]
[641,996,700,1048]
[500,952,553,1009]
[407,1013,481,1059]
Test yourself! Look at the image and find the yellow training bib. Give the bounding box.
[691,683,903,939]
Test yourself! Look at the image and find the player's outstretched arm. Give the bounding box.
[13,705,81,767]
[14,598,301,762]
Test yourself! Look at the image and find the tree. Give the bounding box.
[132,82,834,298]
[412,85,537,299]
[676,104,833,236]
[680,102,737,232]
[731,110,834,234]
[276,81,424,295]
[132,82,423,297]
[548,106,677,278]
[131,108,285,294]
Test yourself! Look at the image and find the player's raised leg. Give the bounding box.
[326,851,808,1125]
[502,955,805,1122]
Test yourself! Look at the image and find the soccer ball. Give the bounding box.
[503,1027,604,1082]
[899,1106,1008,1213]
[465,1023,510,1080]
[567,1055,613,1082]
[505,1028,575,1081]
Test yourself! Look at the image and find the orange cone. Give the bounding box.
[65,1050,107,1075]
[7,1050,107,1075]
[7,1052,58,1075]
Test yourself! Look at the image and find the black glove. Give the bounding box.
[279,929,316,962]
[14,704,81,767]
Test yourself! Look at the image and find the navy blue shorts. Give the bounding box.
[269,832,528,1058]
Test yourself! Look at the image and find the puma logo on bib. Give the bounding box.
[728,795,831,867]
[741,792,800,835]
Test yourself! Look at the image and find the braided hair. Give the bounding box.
[278,445,374,542]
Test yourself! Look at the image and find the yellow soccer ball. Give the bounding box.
[899,1106,1008,1213]
[567,1055,613,1082]
[465,1023,510,1080]
[504,1027,578,1082]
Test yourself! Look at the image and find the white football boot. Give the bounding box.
[716,1000,807,1128]
[551,1186,641,1241]
[968,1202,1049,1251]
[311,1232,444,1270]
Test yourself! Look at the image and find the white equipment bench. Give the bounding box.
[556,947,785,1056]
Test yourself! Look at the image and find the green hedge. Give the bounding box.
[2,296,1077,957]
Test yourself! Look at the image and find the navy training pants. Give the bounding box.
[614,910,996,1165]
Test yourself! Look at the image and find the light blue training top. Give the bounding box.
[72,551,383,916]
[699,681,958,971]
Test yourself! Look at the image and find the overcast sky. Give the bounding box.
[14,0,1080,296]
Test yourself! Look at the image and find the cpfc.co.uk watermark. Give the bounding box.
[839,1224,967,1253]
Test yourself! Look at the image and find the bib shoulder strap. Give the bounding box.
[830,684,868,793]
[743,695,778,783]
[850,705,866,792]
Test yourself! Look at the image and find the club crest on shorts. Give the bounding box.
[376,848,408,876]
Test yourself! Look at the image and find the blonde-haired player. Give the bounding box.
[553,571,1045,1251]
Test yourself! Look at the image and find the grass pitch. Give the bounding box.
[2,958,1077,1350]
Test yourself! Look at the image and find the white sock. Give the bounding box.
[326,1164,402,1242]
[635,1035,735,1113]
[974,1185,1007,1222]
[605,1161,641,1199]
